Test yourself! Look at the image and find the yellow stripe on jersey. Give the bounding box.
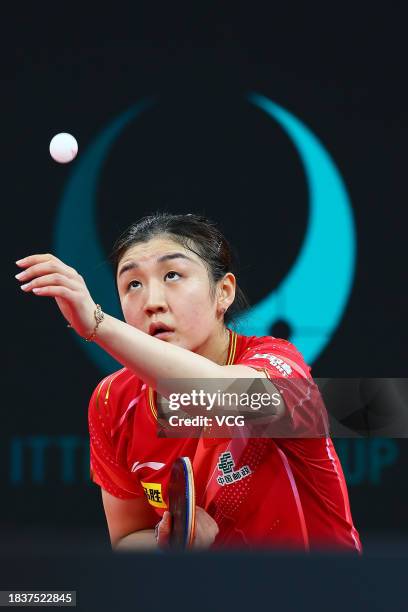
[95,369,127,413]
[148,386,158,420]
[104,368,126,405]
[95,377,110,413]
[226,329,237,365]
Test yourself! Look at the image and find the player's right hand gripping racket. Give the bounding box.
[168,457,196,549]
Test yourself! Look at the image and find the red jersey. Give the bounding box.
[88,330,239,506]
[88,329,362,553]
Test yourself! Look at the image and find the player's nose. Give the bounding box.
[143,281,168,315]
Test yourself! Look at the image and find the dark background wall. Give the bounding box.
[3,3,407,550]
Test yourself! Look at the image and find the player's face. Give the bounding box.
[116,236,223,352]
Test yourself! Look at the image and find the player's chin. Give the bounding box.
[153,331,178,343]
[152,331,194,351]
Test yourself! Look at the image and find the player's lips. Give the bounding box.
[149,322,175,339]
[153,331,174,340]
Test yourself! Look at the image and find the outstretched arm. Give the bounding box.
[15,254,270,397]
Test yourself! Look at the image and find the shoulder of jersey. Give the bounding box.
[240,334,300,355]
[240,334,312,374]
[91,367,143,418]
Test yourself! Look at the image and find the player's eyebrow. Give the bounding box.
[118,253,196,278]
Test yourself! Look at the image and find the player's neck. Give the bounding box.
[194,325,230,366]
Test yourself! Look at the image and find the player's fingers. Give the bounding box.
[196,506,219,531]
[27,285,76,299]
[192,506,219,549]
[19,273,81,292]
[15,254,79,278]
[160,511,172,534]
[15,260,79,283]
[16,253,62,268]
[157,511,172,548]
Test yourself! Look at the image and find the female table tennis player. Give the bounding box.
[15,213,362,553]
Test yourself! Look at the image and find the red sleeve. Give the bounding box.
[236,337,328,437]
[88,376,144,499]
[236,336,312,380]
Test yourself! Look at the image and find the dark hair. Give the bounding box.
[109,212,249,325]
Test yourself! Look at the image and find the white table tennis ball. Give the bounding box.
[49,133,78,163]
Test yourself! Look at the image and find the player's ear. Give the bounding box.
[216,273,236,314]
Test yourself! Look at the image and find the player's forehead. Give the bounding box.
[116,235,203,276]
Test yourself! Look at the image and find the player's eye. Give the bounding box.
[165,271,181,281]
[128,280,142,290]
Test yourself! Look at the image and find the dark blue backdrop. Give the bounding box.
[3,3,408,557]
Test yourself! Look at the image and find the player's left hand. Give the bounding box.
[191,506,219,549]
[15,253,97,339]
[156,510,172,548]
[156,507,219,550]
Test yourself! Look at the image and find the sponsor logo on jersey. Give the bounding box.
[248,353,292,376]
[141,481,167,508]
[216,451,252,487]
[131,461,165,473]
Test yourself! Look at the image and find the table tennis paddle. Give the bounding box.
[168,456,196,549]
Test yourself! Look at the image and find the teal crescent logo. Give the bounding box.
[53,93,356,375]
